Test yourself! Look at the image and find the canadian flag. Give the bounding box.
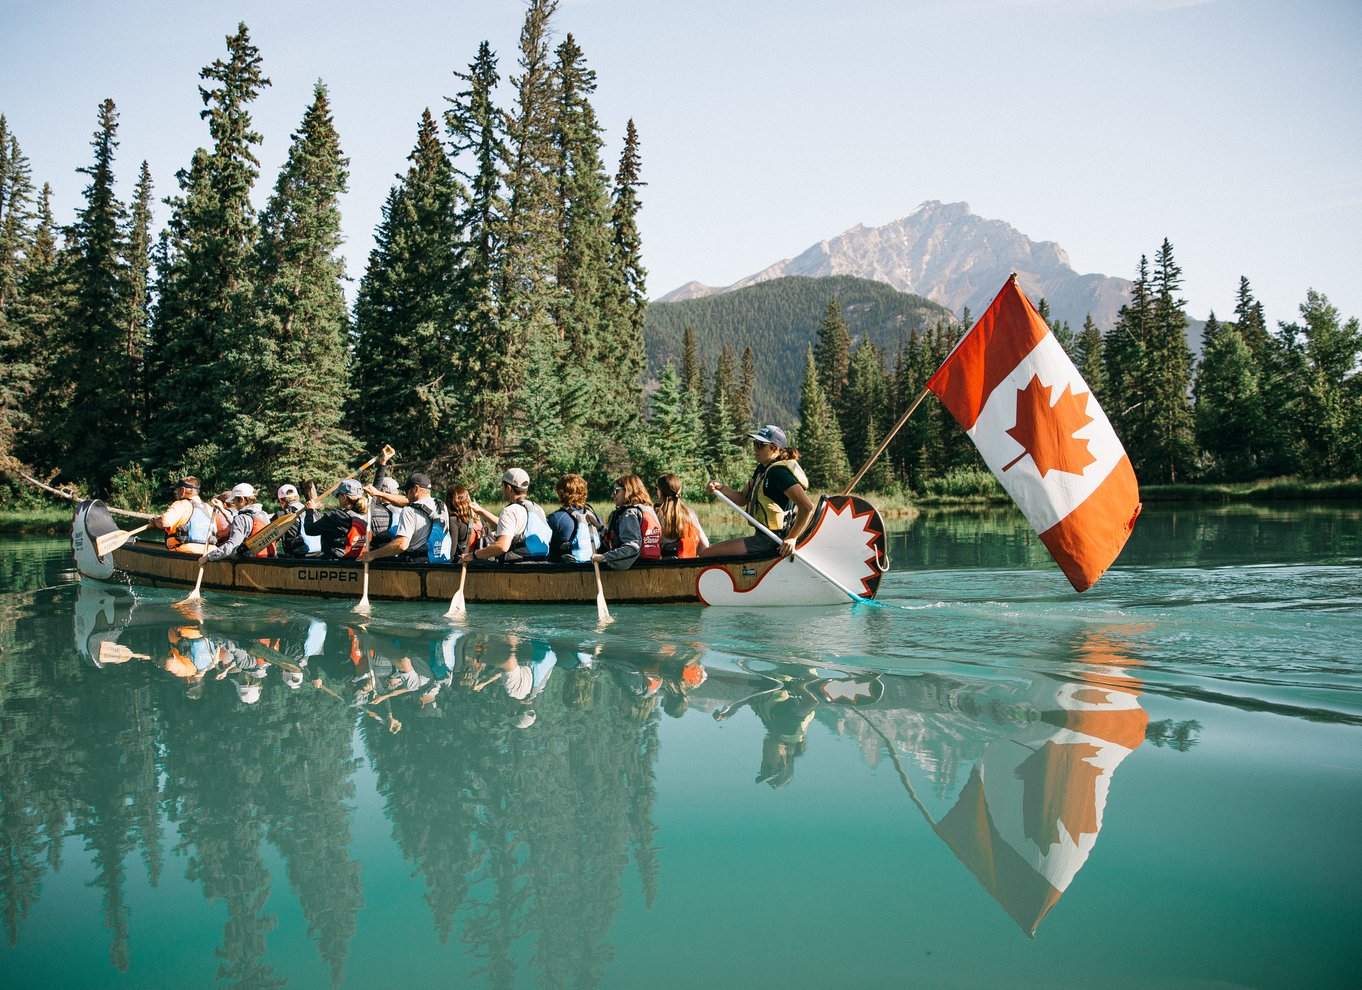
[927,276,1141,591]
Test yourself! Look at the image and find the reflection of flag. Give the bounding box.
[927,276,1140,591]
[933,667,1147,936]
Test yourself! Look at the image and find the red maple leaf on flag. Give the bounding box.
[1015,740,1106,848]
[1003,376,1098,477]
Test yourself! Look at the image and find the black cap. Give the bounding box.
[404,472,432,490]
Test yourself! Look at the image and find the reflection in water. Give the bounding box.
[0,583,1168,985]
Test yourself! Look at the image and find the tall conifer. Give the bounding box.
[124,161,154,444]
[605,118,648,422]
[1193,312,1260,479]
[796,347,849,490]
[1143,238,1196,481]
[0,117,35,466]
[351,110,463,461]
[249,82,356,482]
[496,0,564,454]
[149,23,270,471]
[63,98,131,485]
[446,40,505,441]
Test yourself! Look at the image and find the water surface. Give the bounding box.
[1,503,1359,989]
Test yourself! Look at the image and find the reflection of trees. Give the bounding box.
[156,648,365,990]
[363,644,662,988]
[0,594,162,972]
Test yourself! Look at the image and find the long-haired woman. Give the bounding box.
[592,474,662,570]
[654,473,709,558]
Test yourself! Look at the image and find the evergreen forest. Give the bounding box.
[1,0,1358,510]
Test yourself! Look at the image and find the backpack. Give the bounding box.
[511,498,552,558]
[412,499,452,563]
[565,509,601,563]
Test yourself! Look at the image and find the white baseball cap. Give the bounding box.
[277,484,299,500]
[228,483,256,500]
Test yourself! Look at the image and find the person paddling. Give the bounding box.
[157,476,214,555]
[202,483,276,561]
[361,472,448,563]
[302,479,370,559]
[701,424,813,558]
[466,468,552,563]
[545,473,602,563]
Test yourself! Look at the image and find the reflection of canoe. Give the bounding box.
[72,495,888,607]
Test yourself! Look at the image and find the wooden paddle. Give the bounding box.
[20,473,158,520]
[180,563,206,603]
[98,641,152,665]
[592,557,613,624]
[354,493,374,613]
[445,561,468,621]
[244,444,393,555]
[95,523,151,557]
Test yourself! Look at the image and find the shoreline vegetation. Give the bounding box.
[8,476,1357,537]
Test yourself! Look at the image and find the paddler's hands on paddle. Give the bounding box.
[778,537,796,558]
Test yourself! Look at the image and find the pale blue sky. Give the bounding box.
[3,0,1359,327]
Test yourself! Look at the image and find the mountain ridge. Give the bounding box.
[658,200,1133,332]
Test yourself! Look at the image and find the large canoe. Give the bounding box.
[72,495,889,607]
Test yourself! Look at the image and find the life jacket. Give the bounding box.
[340,512,368,560]
[411,499,452,563]
[242,504,277,558]
[747,458,810,532]
[279,500,322,555]
[565,509,600,563]
[167,498,214,552]
[606,505,661,560]
[509,498,552,558]
[659,502,701,559]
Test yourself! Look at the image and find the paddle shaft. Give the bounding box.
[592,557,611,623]
[713,490,873,605]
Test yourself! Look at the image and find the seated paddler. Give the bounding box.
[158,476,214,554]
[701,424,814,558]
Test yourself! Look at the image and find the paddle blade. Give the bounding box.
[243,511,293,555]
[592,559,613,625]
[95,523,147,557]
[353,563,372,614]
[180,565,205,603]
[445,563,468,622]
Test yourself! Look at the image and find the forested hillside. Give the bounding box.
[645,275,955,424]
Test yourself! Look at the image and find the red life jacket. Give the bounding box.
[244,506,276,558]
[639,506,662,560]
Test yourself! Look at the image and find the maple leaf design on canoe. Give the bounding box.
[1002,376,1098,478]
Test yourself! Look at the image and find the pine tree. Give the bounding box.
[247,81,356,483]
[680,325,704,399]
[1280,290,1362,477]
[635,363,704,484]
[1233,276,1269,359]
[553,34,613,380]
[604,118,648,423]
[795,347,849,490]
[0,116,36,467]
[351,110,463,461]
[124,161,154,445]
[149,22,271,472]
[734,346,756,438]
[11,186,69,471]
[1103,255,1150,460]
[843,338,892,491]
[706,344,735,454]
[814,298,851,432]
[1193,312,1260,479]
[446,40,505,443]
[1073,314,1106,400]
[494,0,564,454]
[1142,238,1197,481]
[62,98,132,486]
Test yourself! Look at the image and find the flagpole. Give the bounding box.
[842,384,933,496]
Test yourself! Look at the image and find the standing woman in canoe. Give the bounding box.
[702,424,814,558]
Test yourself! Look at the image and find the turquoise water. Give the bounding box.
[1,504,1360,989]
